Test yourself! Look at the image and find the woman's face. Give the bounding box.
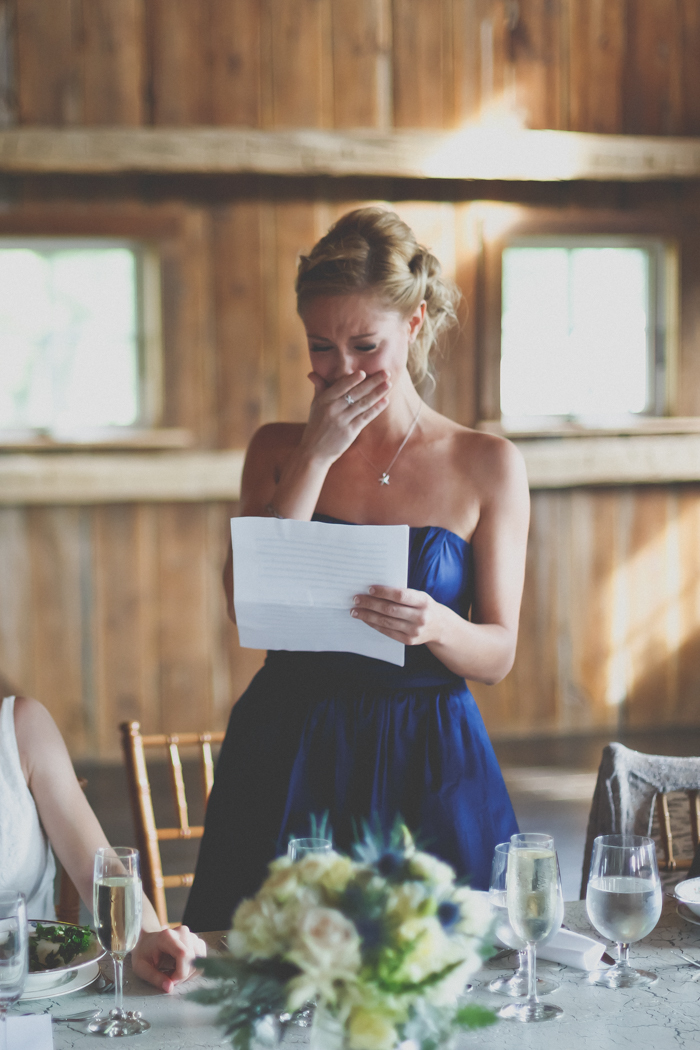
[300,293,424,388]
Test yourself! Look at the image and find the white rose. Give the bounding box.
[452,886,493,938]
[407,852,455,889]
[348,1009,399,1050]
[396,917,453,983]
[386,882,430,923]
[289,906,361,978]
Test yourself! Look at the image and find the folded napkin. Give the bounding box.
[495,926,607,972]
[2,1015,53,1050]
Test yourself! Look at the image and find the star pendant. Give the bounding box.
[379,473,390,485]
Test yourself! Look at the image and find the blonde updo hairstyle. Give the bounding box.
[295,207,460,384]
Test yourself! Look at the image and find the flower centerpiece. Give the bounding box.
[191,825,497,1050]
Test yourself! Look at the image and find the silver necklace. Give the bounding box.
[357,402,422,486]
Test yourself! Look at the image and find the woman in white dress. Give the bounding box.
[0,694,205,991]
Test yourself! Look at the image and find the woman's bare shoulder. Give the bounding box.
[248,422,305,454]
[442,422,527,500]
[13,697,64,778]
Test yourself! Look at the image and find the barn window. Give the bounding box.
[500,238,676,427]
[0,239,161,434]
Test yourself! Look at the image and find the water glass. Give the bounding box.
[585,834,662,988]
[287,838,332,862]
[89,847,150,1037]
[488,841,563,997]
[0,892,28,1029]
[499,833,563,1023]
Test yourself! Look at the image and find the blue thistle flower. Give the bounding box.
[437,901,460,930]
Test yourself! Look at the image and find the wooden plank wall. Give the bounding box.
[2,1,700,757]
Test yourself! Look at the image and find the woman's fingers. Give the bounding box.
[351,587,432,644]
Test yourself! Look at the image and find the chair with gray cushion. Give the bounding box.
[580,742,700,898]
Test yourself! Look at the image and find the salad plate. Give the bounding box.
[22,920,105,998]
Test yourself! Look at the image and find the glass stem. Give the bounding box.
[113,954,125,1017]
[527,942,538,1005]
[617,942,630,970]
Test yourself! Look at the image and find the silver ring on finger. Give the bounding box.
[344,393,355,405]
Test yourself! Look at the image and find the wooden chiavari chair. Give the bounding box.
[119,721,224,927]
[581,742,700,897]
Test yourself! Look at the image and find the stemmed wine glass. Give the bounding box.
[89,847,150,1037]
[488,841,564,997]
[0,892,28,1034]
[287,838,332,862]
[499,833,563,1023]
[585,834,662,988]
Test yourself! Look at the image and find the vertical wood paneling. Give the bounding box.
[622,0,684,135]
[82,0,145,125]
[148,0,212,124]
[156,504,214,734]
[392,0,453,127]
[0,507,31,694]
[331,0,392,128]
[26,507,86,750]
[675,486,700,723]
[160,207,217,445]
[272,200,320,422]
[680,0,700,137]
[434,202,479,427]
[213,201,267,448]
[209,0,262,127]
[568,0,626,134]
[267,0,332,128]
[507,0,565,130]
[92,504,159,756]
[15,0,82,123]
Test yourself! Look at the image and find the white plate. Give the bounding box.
[677,902,700,927]
[25,920,105,997]
[20,959,101,1001]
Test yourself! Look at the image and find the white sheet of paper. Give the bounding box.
[4,1015,53,1050]
[231,517,409,666]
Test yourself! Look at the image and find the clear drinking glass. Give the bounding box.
[0,892,28,1032]
[499,833,563,1023]
[585,834,662,988]
[284,838,332,1028]
[287,838,332,862]
[89,847,150,1037]
[488,841,563,997]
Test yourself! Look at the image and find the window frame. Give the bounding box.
[0,235,164,438]
[475,209,681,438]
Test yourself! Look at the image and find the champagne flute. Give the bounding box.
[89,847,150,1037]
[0,892,28,1033]
[488,842,563,996]
[287,838,332,862]
[499,833,563,1023]
[585,834,662,988]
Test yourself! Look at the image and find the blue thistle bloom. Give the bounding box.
[355,917,384,949]
[377,851,404,878]
[437,901,460,930]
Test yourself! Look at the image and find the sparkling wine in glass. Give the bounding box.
[89,847,150,1037]
[585,834,662,988]
[0,892,28,1033]
[488,841,563,997]
[499,833,563,1023]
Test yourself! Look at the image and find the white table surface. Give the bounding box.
[19,900,700,1049]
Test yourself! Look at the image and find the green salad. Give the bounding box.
[29,922,92,971]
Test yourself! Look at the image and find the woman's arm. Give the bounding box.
[14,698,205,991]
[224,369,391,622]
[351,437,530,684]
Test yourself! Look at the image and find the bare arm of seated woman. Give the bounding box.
[351,434,530,684]
[14,697,206,991]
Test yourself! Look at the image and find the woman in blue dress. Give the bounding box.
[184,208,529,932]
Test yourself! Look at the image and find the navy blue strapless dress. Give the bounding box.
[183,516,518,931]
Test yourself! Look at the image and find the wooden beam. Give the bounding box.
[4,434,700,503]
[1,126,700,181]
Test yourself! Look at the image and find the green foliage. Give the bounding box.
[29,922,92,971]
[454,1003,498,1030]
